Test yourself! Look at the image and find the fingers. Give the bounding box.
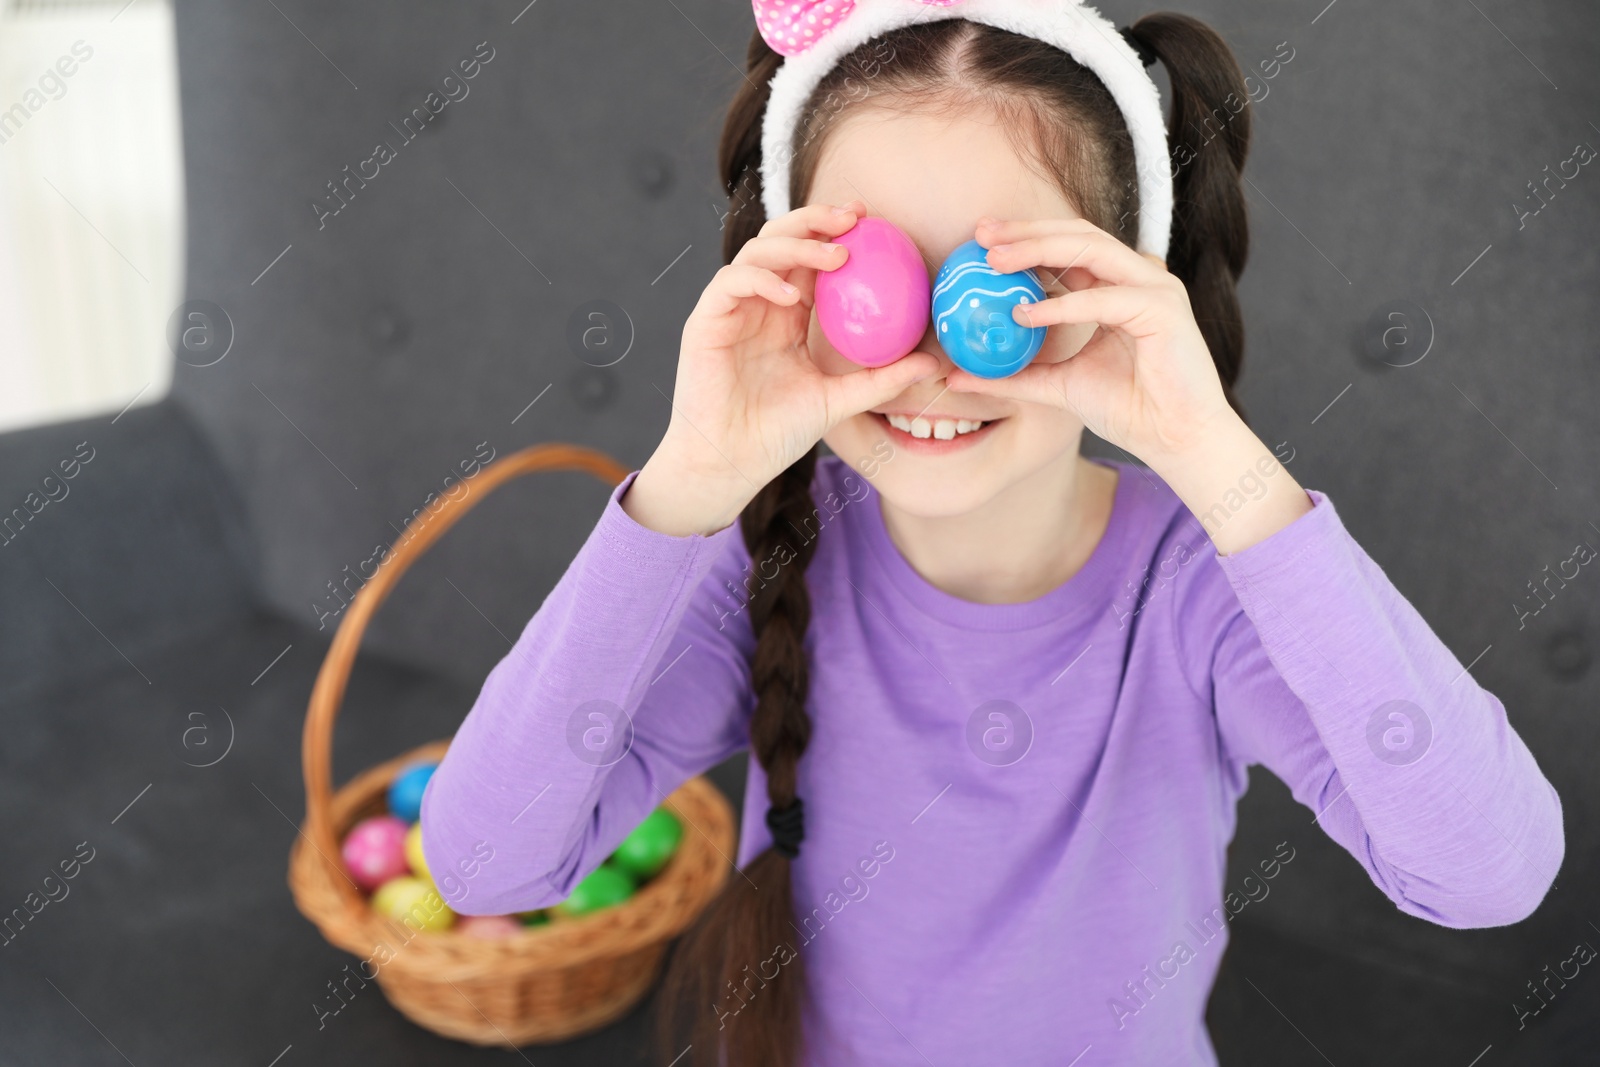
[975,217,1172,291]
[825,350,942,419]
[733,235,850,274]
[730,203,864,306]
[760,199,869,241]
[690,200,868,326]
[946,361,1080,414]
[694,263,800,319]
[1011,283,1177,336]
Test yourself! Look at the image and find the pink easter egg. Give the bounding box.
[814,216,931,368]
[342,815,411,892]
[456,914,523,939]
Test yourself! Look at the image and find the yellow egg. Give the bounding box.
[404,822,430,883]
[371,875,455,932]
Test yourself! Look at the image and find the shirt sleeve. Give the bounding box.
[418,469,758,916]
[1173,488,1565,928]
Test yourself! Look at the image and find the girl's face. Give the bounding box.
[806,102,1100,519]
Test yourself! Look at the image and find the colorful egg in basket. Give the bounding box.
[289,444,735,1045]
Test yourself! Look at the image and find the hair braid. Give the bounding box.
[654,453,820,1067]
[1128,13,1254,424]
[741,454,820,809]
[655,32,821,1067]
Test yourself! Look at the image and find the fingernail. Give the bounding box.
[831,205,853,216]
[976,215,998,227]
[989,243,1011,254]
[780,281,798,294]
[824,243,845,253]
[1014,306,1032,325]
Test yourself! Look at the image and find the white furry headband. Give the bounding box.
[754,0,1173,261]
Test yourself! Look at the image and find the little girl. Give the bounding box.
[421,3,1564,1064]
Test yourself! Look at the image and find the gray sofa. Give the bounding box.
[1,1,1595,1063]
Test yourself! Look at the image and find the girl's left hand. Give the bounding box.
[946,216,1238,466]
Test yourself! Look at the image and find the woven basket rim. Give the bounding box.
[286,444,737,994]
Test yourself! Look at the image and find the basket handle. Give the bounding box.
[300,443,633,859]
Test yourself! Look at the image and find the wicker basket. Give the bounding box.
[288,443,737,1046]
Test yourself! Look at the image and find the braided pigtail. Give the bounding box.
[655,29,820,1067]
[1126,13,1254,424]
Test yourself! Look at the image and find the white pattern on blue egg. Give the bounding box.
[931,241,1048,379]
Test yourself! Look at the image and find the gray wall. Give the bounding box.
[172,0,1599,1033]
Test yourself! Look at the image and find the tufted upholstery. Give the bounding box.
[0,0,1595,1062]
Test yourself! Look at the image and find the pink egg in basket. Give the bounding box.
[342,814,411,892]
[456,914,524,939]
[813,216,931,368]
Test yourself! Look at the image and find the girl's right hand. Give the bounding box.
[624,201,940,538]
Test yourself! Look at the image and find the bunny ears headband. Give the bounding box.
[753,0,1174,262]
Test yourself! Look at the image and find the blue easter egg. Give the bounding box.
[931,240,1048,379]
[387,762,438,823]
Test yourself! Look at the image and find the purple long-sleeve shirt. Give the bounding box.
[420,454,1563,1066]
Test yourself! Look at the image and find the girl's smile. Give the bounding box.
[867,408,1005,454]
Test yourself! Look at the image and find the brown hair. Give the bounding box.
[656,15,1253,1067]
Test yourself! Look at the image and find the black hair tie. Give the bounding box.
[766,797,805,860]
[1118,25,1159,68]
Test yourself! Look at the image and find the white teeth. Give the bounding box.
[881,412,990,439]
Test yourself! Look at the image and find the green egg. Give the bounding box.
[551,864,636,917]
[516,909,550,926]
[609,808,684,880]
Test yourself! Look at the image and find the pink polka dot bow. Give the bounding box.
[753,0,964,57]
